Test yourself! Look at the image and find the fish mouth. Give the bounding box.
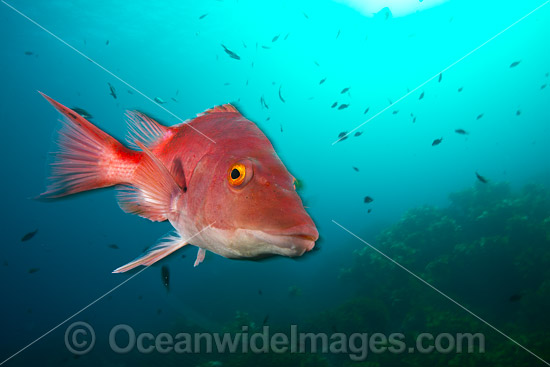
[265,225,319,256]
[290,234,317,241]
[284,234,316,254]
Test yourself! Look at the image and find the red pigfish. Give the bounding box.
[39,93,318,272]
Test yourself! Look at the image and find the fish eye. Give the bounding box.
[228,163,246,186]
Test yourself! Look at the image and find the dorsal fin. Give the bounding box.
[201,104,240,115]
[125,111,171,149]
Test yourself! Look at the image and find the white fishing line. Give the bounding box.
[332,219,550,366]
[1,0,216,144]
[0,224,214,366]
[332,0,550,145]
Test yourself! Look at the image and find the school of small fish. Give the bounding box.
[16,8,548,284]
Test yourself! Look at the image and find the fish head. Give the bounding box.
[188,121,318,259]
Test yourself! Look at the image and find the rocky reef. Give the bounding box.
[334,182,550,366]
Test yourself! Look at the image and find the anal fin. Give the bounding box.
[113,233,188,273]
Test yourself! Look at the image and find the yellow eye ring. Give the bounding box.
[228,163,246,186]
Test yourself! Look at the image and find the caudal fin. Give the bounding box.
[39,92,139,198]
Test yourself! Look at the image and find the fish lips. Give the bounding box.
[262,224,319,256]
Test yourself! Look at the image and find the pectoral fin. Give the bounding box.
[113,233,188,273]
[117,141,183,222]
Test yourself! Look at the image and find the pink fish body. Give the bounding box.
[39,93,318,272]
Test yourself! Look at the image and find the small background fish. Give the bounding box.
[3,1,550,366]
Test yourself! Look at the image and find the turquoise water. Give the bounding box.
[2,0,550,366]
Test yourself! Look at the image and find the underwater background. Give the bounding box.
[1,0,550,366]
